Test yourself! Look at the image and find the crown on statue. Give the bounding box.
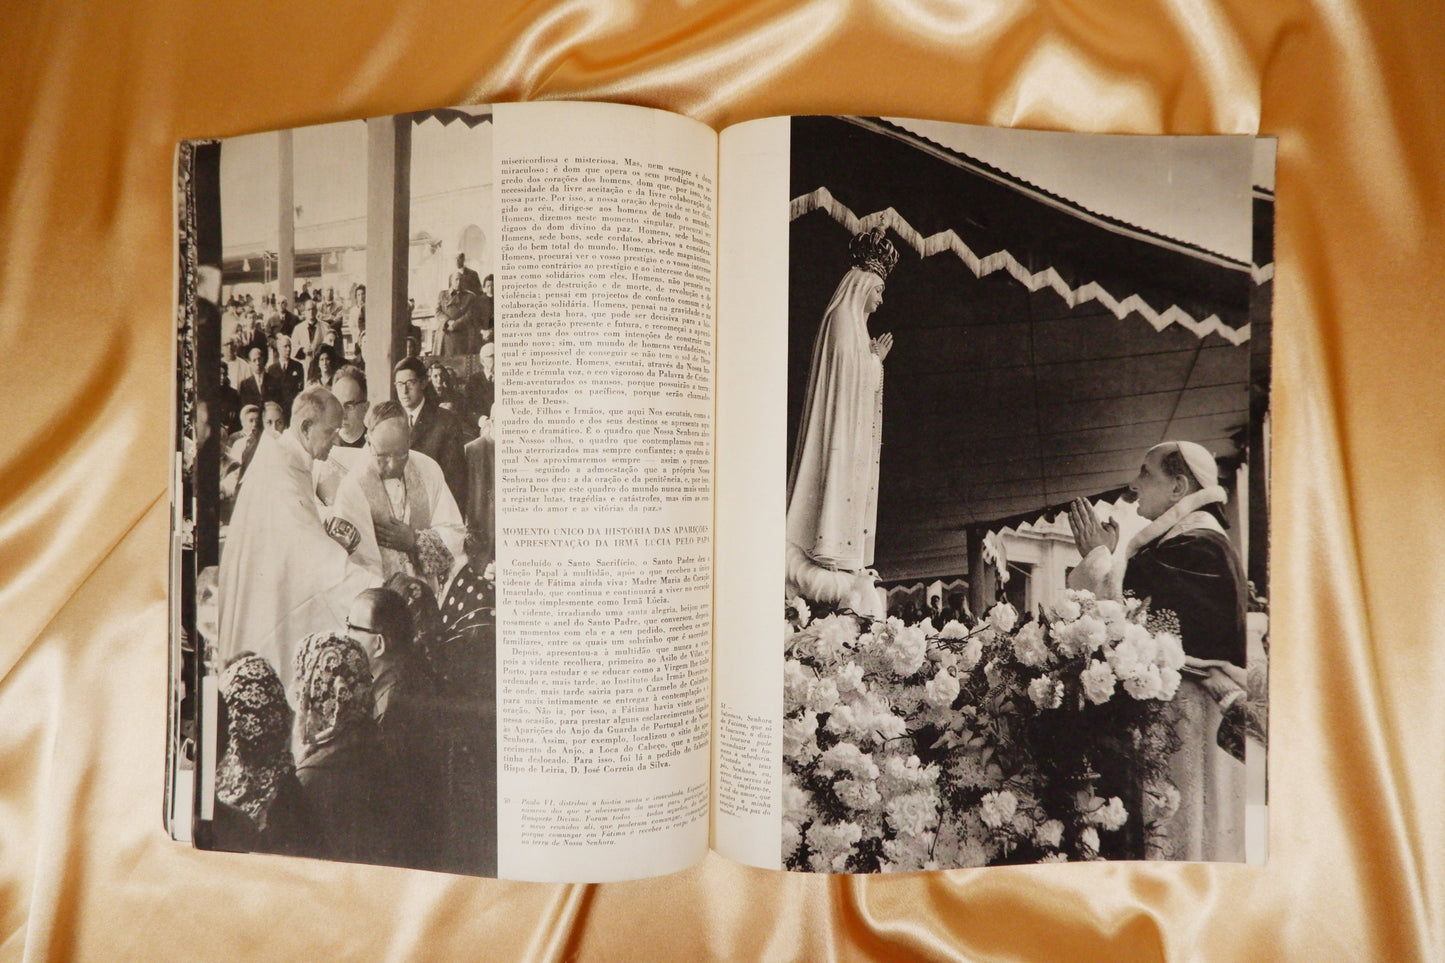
[848,226,899,281]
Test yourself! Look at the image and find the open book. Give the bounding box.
[169,102,1274,881]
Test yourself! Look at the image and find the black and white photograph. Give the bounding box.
[781,116,1272,871]
[177,108,500,875]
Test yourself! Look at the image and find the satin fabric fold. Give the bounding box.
[1,0,1442,960]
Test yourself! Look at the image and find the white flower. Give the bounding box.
[781,818,803,858]
[1157,665,1182,701]
[924,667,961,708]
[939,619,970,640]
[833,661,866,696]
[958,636,984,672]
[826,698,908,741]
[1094,598,1126,627]
[978,790,1018,830]
[1012,621,1049,667]
[886,790,941,838]
[1078,826,1100,854]
[1040,852,1069,863]
[1121,662,1163,701]
[875,714,909,740]
[1051,595,1082,622]
[1073,615,1108,653]
[1105,636,1142,678]
[811,614,856,663]
[881,837,935,872]
[783,659,812,711]
[988,602,1019,634]
[1090,796,1129,831]
[804,676,840,714]
[1027,676,1064,710]
[806,820,862,873]
[878,755,939,797]
[1122,622,1157,661]
[1052,620,1081,658]
[818,743,880,781]
[786,595,812,628]
[782,711,820,763]
[887,622,929,677]
[1080,660,1117,705]
[835,777,882,811]
[782,774,813,821]
[1153,631,1187,672]
[1035,819,1065,849]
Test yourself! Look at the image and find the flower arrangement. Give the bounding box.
[783,589,1184,871]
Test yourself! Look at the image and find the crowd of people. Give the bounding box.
[210,570,495,873]
[215,276,496,529]
[202,267,498,873]
[888,591,971,630]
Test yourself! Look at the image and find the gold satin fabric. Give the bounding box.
[1,1,1441,959]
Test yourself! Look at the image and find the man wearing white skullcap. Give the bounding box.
[1067,440,1247,862]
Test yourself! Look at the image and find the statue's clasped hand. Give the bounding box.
[872,332,894,361]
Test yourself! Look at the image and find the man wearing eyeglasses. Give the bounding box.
[329,399,468,599]
[312,366,371,506]
[344,586,445,871]
[331,365,370,449]
[392,356,469,509]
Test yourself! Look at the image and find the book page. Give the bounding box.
[492,102,717,882]
[174,103,716,884]
[712,117,791,868]
[714,115,1271,872]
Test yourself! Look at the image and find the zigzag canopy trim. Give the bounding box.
[790,187,1265,347]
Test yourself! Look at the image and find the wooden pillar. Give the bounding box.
[277,129,295,304]
[363,115,412,403]
[1249,410,1270,594]
[1223,461,1245,558]
[966,525,996,619]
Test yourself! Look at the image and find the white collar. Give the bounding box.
[1126,485,1227,558]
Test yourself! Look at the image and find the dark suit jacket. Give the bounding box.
[215,383,242,434]
[410,401,469,508]
[238,373,282,410]
[265,360,305,410]
[456,265,483,296]
[464,373,494,423]
[435,288,481,356]
[463,433,494,566]
[295,720,402,866]
[376,667,447,872]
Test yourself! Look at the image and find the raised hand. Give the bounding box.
[1067,497,1118,556]
[873,332,894,361]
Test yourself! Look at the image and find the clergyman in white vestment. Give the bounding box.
[329,401,468,599]
[218,388,376,690]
